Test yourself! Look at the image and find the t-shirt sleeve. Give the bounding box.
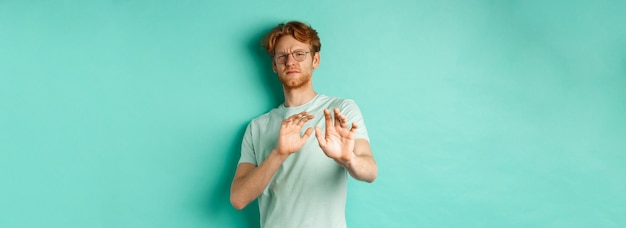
[339,99,370,141]
[238,122,258,165]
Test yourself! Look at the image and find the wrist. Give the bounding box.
[272,148,290,160]
[335,152,355,168]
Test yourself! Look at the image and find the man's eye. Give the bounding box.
[295,52,306,57]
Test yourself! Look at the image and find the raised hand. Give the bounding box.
[315,108,358,164]
[276,112,315,156]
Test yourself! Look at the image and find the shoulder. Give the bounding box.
[318,94,359,108]
[247,106,283,127]
[325,95,362,112]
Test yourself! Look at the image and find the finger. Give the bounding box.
[282,118,292,126]
[297,114,315,126]
[302,127,313,139]
[337,112,348,128]
[286,113,300,122]
[288,112,306,120]
[285,112,306,125]
[323,109,333,130]
[333,108,343,128]
[349,122,358,133]
[292,112,304,121]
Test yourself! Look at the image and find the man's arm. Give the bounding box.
[343,139,377,183]
[230,150,288,210]
[230,112,315,210]
[315,108,378,183]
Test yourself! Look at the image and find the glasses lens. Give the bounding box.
[274,51,309,64]
[275,54,286,64]
[293,51,307,61]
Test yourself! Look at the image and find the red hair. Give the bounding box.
[262,21,321,57]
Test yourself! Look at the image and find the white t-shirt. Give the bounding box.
[238,94,369,228]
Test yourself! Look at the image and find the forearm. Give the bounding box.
[341,153,377,183]
[230,149,288,210]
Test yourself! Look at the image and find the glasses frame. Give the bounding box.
[273,50,312,64]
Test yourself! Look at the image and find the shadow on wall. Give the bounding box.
[206,22,284,228]
[208,122,260,228]
[249,23,284,108]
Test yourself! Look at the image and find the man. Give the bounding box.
[230,21,378,228]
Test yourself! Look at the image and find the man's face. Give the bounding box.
[272,35,320,90]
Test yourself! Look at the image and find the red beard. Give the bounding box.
[279,71,312,90]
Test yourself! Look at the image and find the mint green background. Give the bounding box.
[1,0,625,227]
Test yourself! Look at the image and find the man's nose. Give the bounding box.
[285,54,297,65]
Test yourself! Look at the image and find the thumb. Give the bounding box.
[302,127,313,139]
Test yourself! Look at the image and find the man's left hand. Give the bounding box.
[315,108,357,165]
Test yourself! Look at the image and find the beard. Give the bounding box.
[279,71,312,90]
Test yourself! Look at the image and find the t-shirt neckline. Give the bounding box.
[280,94,322,110]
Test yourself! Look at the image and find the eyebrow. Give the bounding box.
[275,49,308,55]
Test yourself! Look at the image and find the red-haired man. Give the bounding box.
[230,21,378,228]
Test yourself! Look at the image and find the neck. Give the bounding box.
[283,86,317,107]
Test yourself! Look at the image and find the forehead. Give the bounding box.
[275,35,310,52]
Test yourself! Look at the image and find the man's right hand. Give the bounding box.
[276,112,315,155]
[231,111,315,210]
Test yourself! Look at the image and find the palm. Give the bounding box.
[277,112,315,155]
[315,109,357,162]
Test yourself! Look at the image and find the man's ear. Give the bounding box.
[313,52,320,69]
[272,61,277,73]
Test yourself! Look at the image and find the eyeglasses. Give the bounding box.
[273,50,311,64]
